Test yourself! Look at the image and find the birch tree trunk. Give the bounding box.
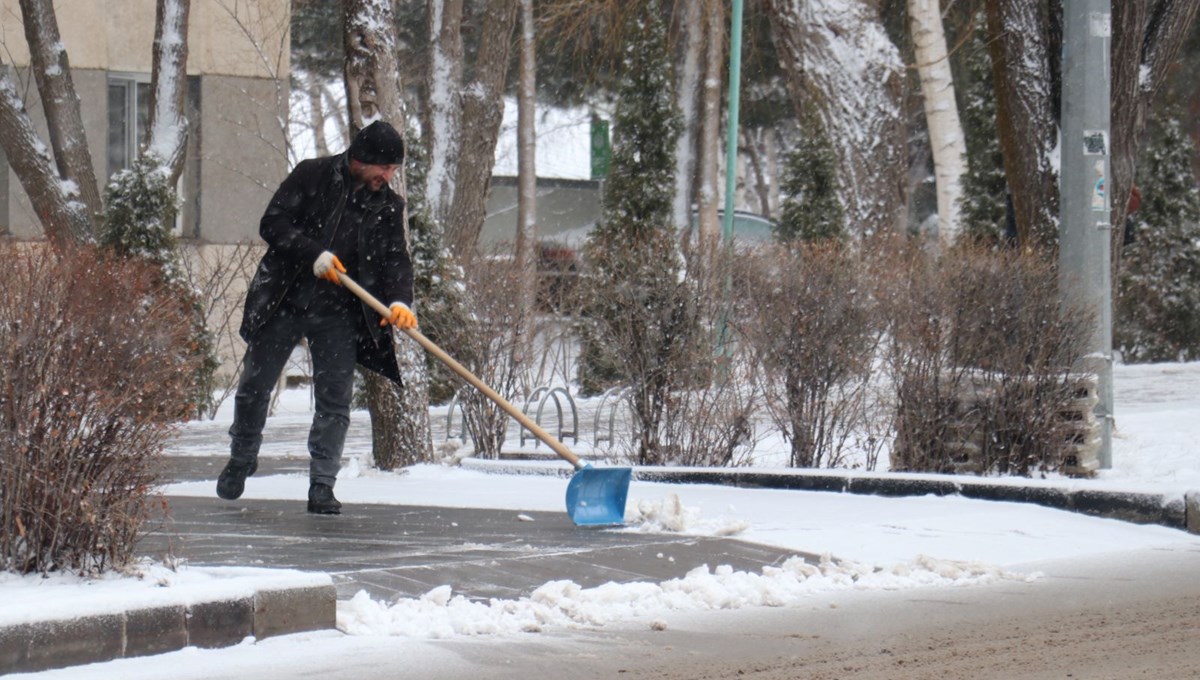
[514,0,537,303]
[0,66,91,246]
[909,0,966,247]
[986,0,1059,252]
[344,0,434,469]
[146,0,191,185]
[767,0,907,239]
[18,0,102,228]
[424,0,465,229]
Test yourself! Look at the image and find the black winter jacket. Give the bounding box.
[239,153,413,384]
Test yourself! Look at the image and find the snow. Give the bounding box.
[493,100,593,181]
[0,564,330,629]
[145,0,187,167]
[337,555,1030,638]
[7,361,1200,675]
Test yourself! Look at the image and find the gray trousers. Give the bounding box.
[229,305,359,487]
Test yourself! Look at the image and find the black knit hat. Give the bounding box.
[348,120,405,166]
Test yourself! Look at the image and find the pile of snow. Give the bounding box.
[626,492,750,536]
[337,554,1034,638]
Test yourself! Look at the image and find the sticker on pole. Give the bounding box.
[1083,131,1108,156]
[1091,159,1107,212]
[1090,12,1111,38]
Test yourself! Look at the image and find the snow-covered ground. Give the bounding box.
[5,362,1200,677]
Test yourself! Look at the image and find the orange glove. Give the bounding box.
[381,302,417,329]
[313,251,345,286]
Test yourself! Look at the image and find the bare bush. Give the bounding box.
[419,249,540,458]
[735,243,882,469]
[574,228,703,465]
[648,367,762,467]
[178,242,265,419]
[0,245,199,575]
[573,244,763,467]
[643,252,762,467]
[879,243,1093,476]
[874,241,967,472]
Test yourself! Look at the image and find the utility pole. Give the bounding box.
[722,0,744,245]
[716,0,744,371]
[1059,0,1112,468]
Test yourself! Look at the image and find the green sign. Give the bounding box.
[590,118,611,180]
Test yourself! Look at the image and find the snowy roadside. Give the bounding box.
[6,362,1200,644]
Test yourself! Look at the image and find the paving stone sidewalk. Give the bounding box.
[145,456,805,603]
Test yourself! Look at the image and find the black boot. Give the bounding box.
[216,458,258,500]
[307,483,342,515]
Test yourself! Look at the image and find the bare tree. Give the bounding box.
[514,0,537,295]
[696,0,724,247]
[673,0,725,246]
[17,0,103,224]
[984,0,1199,257]
[672,0,704,233]
[910,0,967,246]
[1109,0,1200,267]
[986,0,1059,251]
[344,0,434,469]
[442,0,520,254]
[146,0,192,185]
[304,73,333,158]
[0,0,194,248]
[0,68,91,246]
[425,0,465,228]
[767,0,908,238]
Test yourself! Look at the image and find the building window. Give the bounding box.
[107,75,151,178]
[107,73,199,238]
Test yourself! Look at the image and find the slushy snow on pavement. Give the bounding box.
[6,362,1200,643]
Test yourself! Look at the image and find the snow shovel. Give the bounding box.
[337,272,632,527]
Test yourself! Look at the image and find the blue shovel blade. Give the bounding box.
[565,465,632,527]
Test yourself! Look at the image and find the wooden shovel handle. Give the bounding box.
[338,272,585,469]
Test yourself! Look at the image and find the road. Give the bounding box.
[59,541,1198,680]
[406,544,1200,679]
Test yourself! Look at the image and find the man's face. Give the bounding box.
[349,159,400,192]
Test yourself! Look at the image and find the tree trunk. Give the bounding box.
[1109,0,1200,268]
[910,0,967,247]
[697,0,724,249]
[18,0,102,229]
[306,73,331,158]
[146,0,191,186]
[0,66,92,247]
[322,83,348,150]
[424,0,465,228]
[514,0,537,309]
[743,127,773,218]
[444,0,520,255]
[344,0,433,469]
[672,0,704,235]
[986,0,1060,252]
[766,0,908,239]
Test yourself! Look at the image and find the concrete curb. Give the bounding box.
[0,582,336,675]
[459,458,1198,534]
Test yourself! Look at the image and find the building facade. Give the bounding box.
[0,0,289,244]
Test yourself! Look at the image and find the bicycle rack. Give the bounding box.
[593,385,630,449]
[443,394,471,442]
[519,385,579,447]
